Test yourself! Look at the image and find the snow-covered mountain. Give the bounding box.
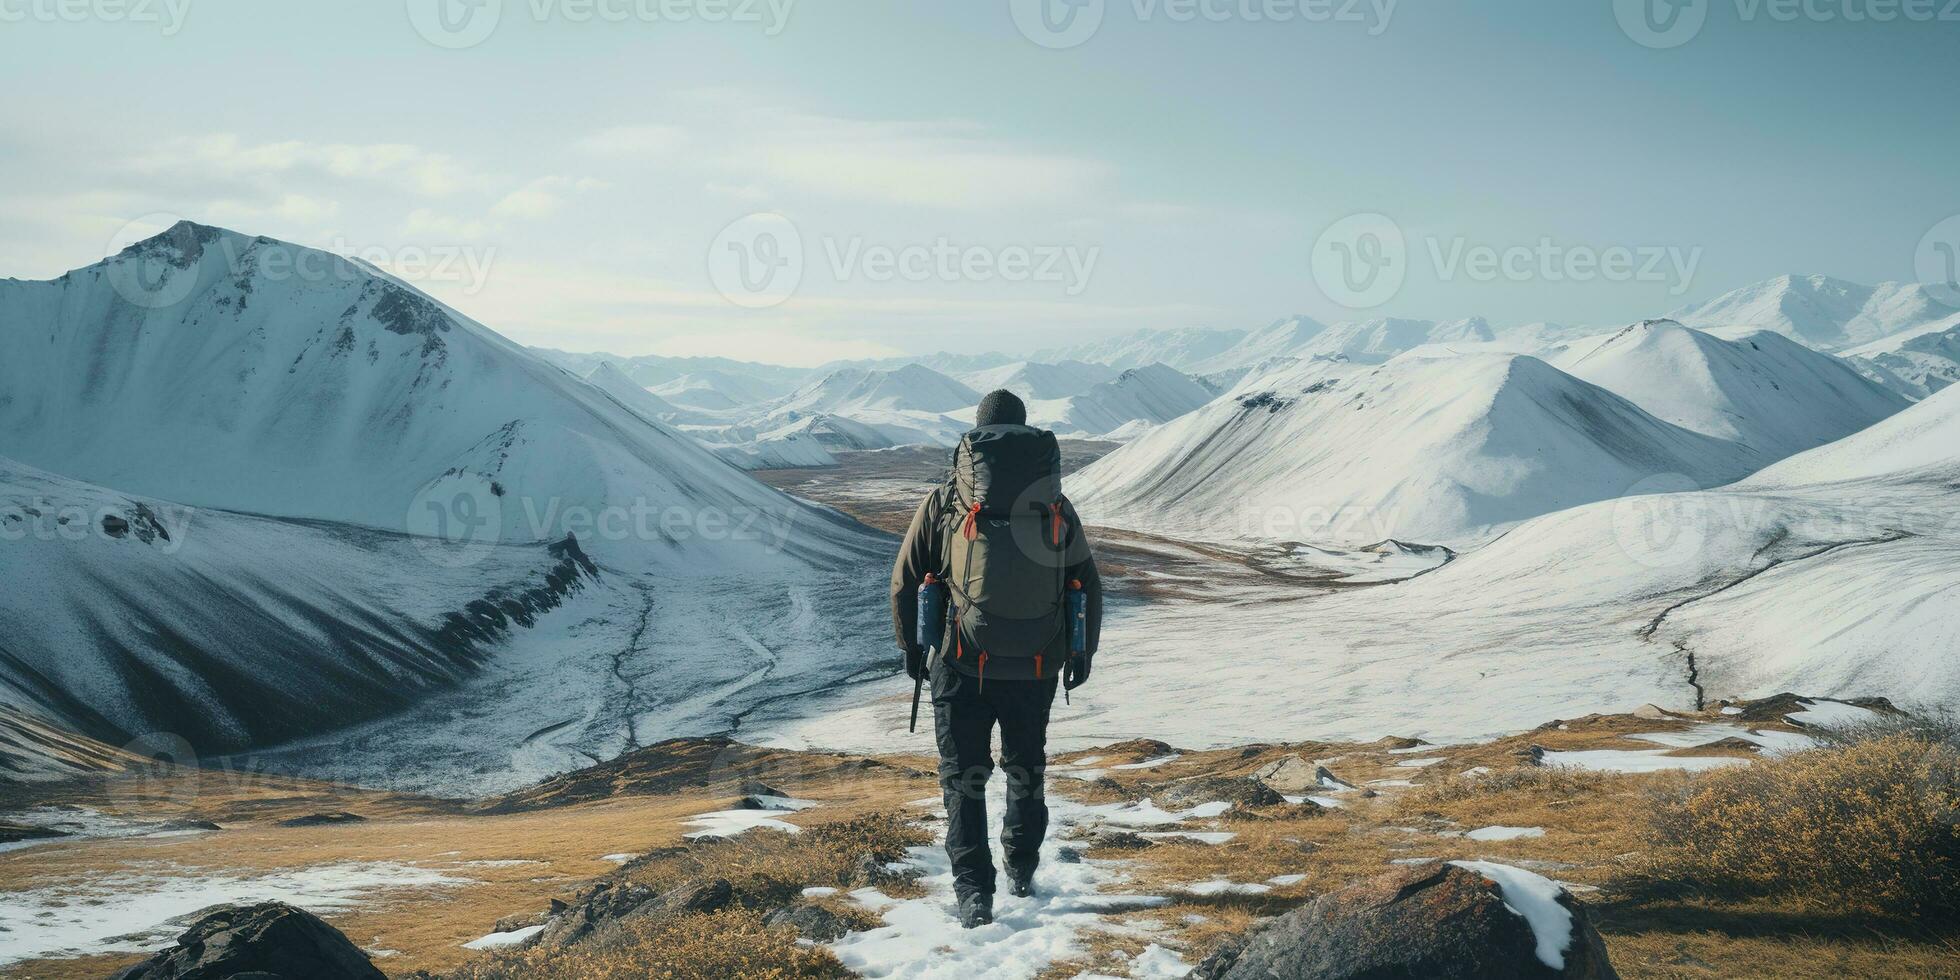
[1070,352,1763,547]
[533,348,808,397]
[648,368,795,411]
[0,223,868,567]
[702,364,981,451]
[583,361,685,421]
[683,410,903,469]
[771,363,979,416]
[1544,320,1909,461]
[1035,325,1250,371]
[0,223,894,786]
[1035,380,1960,749]
[1385,379,1960,709]
[1187,316,1499,375]
[0,455,597,753]
[1841,316,1960,399]
[1180,316,1327,374]
[958,359,1119,400]
[1025,363,1216,439]
[1668,274,1956,352]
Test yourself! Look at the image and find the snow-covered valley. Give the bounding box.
[4,221,1955,796]
[2,224,1957,980]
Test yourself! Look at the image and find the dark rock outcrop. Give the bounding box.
[1155,774,1287,810]
[276,811,366,828]
[0,821,68,845]
[535,880,659,948]
[534,876,733,948]
[110,902,384,980]
[1190,863,1618,980]
[763,902,851,941]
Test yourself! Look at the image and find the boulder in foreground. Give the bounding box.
[111,901,384,980]
[1192,862,1618,979]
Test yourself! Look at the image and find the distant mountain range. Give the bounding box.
[5,220,1954,792]
[527,272,1954,468]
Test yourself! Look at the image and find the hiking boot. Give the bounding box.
[956,890,994,928]
[1007,872,1036,898]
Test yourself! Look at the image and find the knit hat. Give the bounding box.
[974,389,1027,428]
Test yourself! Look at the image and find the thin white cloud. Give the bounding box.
[576,98,1111,211]
[203,193,343,227]
[399,208,493,241]
[131,134,501,197]
[490,176,609,220]
[575,124,690,159]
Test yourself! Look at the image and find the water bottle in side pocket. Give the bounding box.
[917,573,948,651]
[1066,578,1087,655]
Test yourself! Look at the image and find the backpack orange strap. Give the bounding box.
[962,503,981,540]
[1048,502,1064,546]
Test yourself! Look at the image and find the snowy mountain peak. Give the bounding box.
[1072,351,1760,547]
[778,363,979,415]
[1670,274,1952,351]
[1545,319,1907,461]
[1,224,880,567]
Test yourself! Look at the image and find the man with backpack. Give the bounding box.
[890,388,1104,928]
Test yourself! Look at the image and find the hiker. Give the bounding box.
[890,388,1104,928]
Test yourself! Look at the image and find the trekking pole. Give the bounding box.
[909,667,925,733]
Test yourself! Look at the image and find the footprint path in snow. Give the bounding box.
[826,777,1227,980]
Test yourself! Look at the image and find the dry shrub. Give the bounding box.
[1640,735,1960,920]
[448,906,848,980]
[1813,706,1960,751]
[1413,764,1617,804]
[626,811,932,908]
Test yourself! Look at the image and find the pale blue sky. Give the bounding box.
[3,1,1955,363]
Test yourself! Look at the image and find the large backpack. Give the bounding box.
[941,424,1072,679]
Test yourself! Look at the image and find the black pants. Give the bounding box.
[930,656,1059,898]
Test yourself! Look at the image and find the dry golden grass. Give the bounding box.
[1636,735,1960,918]
[1060,717,1960,980]
[448,812,934,980]
[12,707,1960,980]
[446,906,851,980]
[0,746,931,980]
[621,811,934,907]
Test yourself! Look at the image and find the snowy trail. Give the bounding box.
[830,778,1216,980]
